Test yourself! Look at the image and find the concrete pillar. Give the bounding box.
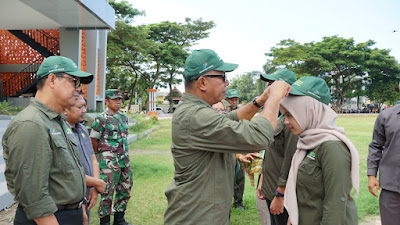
[85,30,99,111]
[59,29,82,68]
[97,30,107,111]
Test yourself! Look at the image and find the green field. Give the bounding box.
[90,114,380,225]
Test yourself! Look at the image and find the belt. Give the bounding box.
[57,200,84,210]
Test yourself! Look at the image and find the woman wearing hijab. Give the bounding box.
[280,76,359,225]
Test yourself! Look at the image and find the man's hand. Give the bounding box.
[257,182,265,200]
[270,196,284,215]
[95,178,106,194]
[82,204,88,225]
[368,175,380,197]
[238,153,257,163]
[267,80,291,101]
[87,187,99,210]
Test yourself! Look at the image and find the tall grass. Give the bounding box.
[89,115,380,224]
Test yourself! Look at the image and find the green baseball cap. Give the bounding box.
[290,76,331,105]
[184,49,238,81]
[260,69,297,85]
[36,56,93,84]
[226,89,240,98]
[106,89,122,99]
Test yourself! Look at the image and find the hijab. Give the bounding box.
[281,95,359,225]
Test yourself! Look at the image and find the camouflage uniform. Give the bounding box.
[90,101,132,218]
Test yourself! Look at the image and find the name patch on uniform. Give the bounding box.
[65,128,73,134]
[306,151,316,160]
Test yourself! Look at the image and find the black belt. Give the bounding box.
[57,200,84,210]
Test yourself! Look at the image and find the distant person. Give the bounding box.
[2,56,93,224]
[281,76,359,225]
[367,81,400,225]
[257,69,298,225]
[226,88,246,210]
[163,49,290,225]
[91,89,132,225]
[64,94,106,225]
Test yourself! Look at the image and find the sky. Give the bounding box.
[128,0,400,90]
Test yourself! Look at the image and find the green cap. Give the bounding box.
[290,76,331,105]
[184,49,238,81]
[226,89,240,98]
[260,69,297,85]
[36,56,93,84]
[106,89,122,99]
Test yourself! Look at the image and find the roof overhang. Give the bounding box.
[0,0,115,30]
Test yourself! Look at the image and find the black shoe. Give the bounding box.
[100,215,111,225]
[234,203,245,211]
[113,212,132,225]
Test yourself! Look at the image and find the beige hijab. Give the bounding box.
[281,95,359,225]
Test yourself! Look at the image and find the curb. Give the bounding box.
[127,125,161,144]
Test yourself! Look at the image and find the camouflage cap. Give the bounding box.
[106,89,122,99]
[226,89,240,98]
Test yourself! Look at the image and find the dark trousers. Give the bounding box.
[380,189,400,225]
[233,160,245,205]
[266,199,289,225]
[14,205,83,225]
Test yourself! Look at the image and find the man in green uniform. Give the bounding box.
[225,89,246,210]
[2,56,93,224]
[257,69,298,225]
[164,49,291,225]
[90,89,132,225]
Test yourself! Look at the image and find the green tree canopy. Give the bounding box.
[266,36,400,110]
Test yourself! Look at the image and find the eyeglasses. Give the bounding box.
[201,74,227,82]
[55,74,81,88]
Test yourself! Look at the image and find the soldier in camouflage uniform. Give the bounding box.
[90,89,132,225]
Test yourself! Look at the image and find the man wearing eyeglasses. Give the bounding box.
[164,49,291,225]
[90,89,132,225]
[2,56,93,225]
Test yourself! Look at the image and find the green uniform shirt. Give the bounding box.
[261,116,298,200]
[2,98,86,220]
[297,140,357,225]
[164,93,275,225]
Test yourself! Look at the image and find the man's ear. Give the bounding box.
[47,73,57,88]
[198,77,207,92]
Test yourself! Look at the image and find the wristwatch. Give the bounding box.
[252,97,262,108]
[275,189,284,197]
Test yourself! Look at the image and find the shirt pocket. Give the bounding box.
[297,158,320,187]
[52,135,75,173]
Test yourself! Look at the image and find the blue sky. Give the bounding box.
[129,0,399,80]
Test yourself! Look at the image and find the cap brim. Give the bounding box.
[214,62,238,72]
[260,74,278,82]
[289,86,306,96]
[66,71,94,84]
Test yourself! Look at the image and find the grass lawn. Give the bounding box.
[89,114,380,225]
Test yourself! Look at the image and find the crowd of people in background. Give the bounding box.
[1,49,399,225]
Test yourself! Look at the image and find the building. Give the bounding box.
[0,0,115,210]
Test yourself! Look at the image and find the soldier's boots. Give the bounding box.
[100,215,111,225]
[113,212,132,225]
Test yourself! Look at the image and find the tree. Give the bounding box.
[265,36,400,111]
[228,71,264,103]
[146,18,215,113]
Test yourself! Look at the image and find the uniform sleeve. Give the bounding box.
[277,125,298,187]
[367,114,385,176]
[319,141,352,225]
[189,107,274,154]
[90,115,105,139]
[4,121,58,219]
